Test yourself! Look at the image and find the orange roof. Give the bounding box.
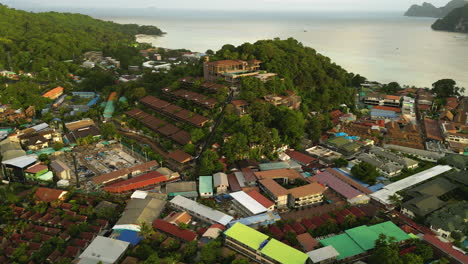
[385,95,401,101]
[42,86,64,99]
[259,179,289,196]
[372,105,401,113]
[254,169,302,181]
[35,187,67,203]
[107,92,117,102]
[246,190,275,208]
[288,182,326,198]
[168,150,192,164]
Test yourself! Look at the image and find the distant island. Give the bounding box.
[404,0,467,18]
[432,3,468,33]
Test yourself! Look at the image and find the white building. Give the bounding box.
[78,236,129,264]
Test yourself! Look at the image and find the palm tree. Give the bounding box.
[139,221,155,239]
[388,194,403,208]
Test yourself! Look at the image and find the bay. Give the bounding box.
[100,10,468,90]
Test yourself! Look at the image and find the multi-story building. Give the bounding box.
[213,172,229,194]
[203,58,262,83]
[199,176,214,198]
[224,223,309,264]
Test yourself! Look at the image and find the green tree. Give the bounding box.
[100,122,118,140]
[139,222,155,240]
[333,158,348,168]
[182,240,198,262]
[199,240,222,264]
[199,150,223,175]
[52,142,64,151]
[431,79,464,98]
[351,162,379,184]
[232,258,250,264]
[414,241,433,261]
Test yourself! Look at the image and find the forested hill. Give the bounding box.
[432,4,468,33]
[213,38,361,112]
[404,0,467,18]
[0,4,164,73]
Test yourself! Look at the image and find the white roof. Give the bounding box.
[213,172,228,187]
[370,165,452,205]
[2,155,37,168]
[112,224,140,232]
[230,191,267,215]
[170,195,233,225]
[307,246,339,262]
[78,236,129,264]
[57,180,70,187]
[31,123,49,132]
[234,171,246,187]
[131,190,148,199]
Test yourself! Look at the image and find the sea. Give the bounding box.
[99,10,468,90]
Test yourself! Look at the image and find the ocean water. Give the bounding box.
[100,10,468,89]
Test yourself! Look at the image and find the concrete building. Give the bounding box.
[224,223,309,264]
[213,172,229,194]
[50,160,72,180]
[230,191,268,216]
[356,153,403,177]
[78,236,129,264]
[203,58,262,83]
[199,176,214,198]
[169,195,233,226]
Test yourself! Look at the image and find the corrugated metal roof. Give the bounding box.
[230,191,267,215]
[79,236,129,264]
[312,171,363,200]
[370,165,452,205]
[2,155,38,168]
[170,195,233,225]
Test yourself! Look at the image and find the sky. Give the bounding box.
[2,0,455,11]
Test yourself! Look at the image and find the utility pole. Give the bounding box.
[72,153,80,188]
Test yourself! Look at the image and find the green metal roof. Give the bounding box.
[260,238,308,264]
[224,222,268,250]
[368,221,411,242]
[328,137,350,147]
[345,225,378,251]
[320,233,365,260]
[199,176,213,194]
[258,162,289,171]
[321,221,410,260]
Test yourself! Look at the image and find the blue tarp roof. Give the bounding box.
[334,168,370,187]
[368,183,386,192]
[87,96,100,107]
[118,230,142,245]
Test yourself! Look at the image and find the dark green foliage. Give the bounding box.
[0,81,50,110]
[432,3,468,33]
[0,4,163,76]
[351,162,379,184]
[199,240,222,264]
[100,122,118,140]
[199,150,223,175]
[333,158,348,168]
[214,38,359,112]
[431,79,465,98]
[381,82,402,94]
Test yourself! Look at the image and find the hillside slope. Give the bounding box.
[405,0,467,18]
[0,4,164,74]
[432,4,468,33]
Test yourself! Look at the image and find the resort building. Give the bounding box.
[203,58,262,83]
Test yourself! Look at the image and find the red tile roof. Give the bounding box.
[424,234,468,264]
[35,187,67,203]
[372,105,401,113]
[104,171,171,193]
[240,167,257,183]
[291,222,307,234]
[42,86,64,99]
[269,225,284,240]
[297,233,319,252]
[285,150,316,165]
[25,164,48,174]
[246,190,274,209]
[385,95,401,101]
[301,218,315,230]
[153,219,197,242]
[424,118,444,141]
[168,150,192,164]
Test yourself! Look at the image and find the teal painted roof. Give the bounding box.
[199,176,213,194]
